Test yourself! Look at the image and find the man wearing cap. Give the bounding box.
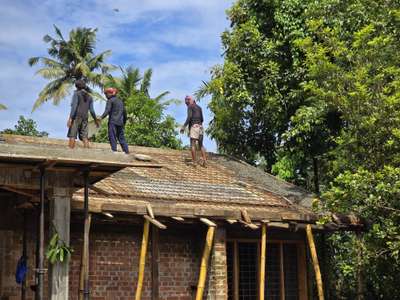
[180,95,207,166]
[100,87,129,154]
[67,80,99,149]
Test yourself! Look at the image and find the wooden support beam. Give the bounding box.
[195,226,215,300]
[79,214,92,300]
[89,185,110,196]
[238,220,259,230]
[1,186,39,199]
[135,219,150,300]
[259,223,267,300]
[146,204,155,219]
[226,219,237,224]
[268,222,290,229]
[144,215,167,230]
[200,218,217,227]
[172,216,184,222]
[241,209,252,223]
[306,224,324,300]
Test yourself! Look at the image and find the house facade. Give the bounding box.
[0,135,356,300]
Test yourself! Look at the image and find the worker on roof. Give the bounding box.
[67,79,99,149]
[180,95,207,166]
[100,87,129,154]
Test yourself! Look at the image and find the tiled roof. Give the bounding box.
[1,135,316,221]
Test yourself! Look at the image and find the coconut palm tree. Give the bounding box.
[94,67,182,149]
[28,25,114,110]
[105,67,169,102]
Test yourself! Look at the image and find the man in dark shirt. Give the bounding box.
[180,95,207,166]
[100,87,129,154]
[67,80,99,149]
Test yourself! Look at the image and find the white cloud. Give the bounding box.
[0,0,233,152]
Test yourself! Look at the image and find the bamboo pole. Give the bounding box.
[195,226,215,300]
[135,218,150,300]
[306,224,324,300]
[79,213,92,300]
[259,223,267,300]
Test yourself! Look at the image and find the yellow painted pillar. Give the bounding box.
[195,226,216,300]
[135,218,150,300]
[306,224,324,300]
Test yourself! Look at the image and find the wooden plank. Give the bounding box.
[200,218,217,227]
[268,222,290,229]
[238,220,259,230]
[1,186,39,199]
[226,219,237,224]
[172,216,184,222]
[195,226,215,300]
[135,219,150,300]
[144,215,167,230]
[101,203,138,213]
[259,223,267,300]
[306,225,324,300]
[146,204,155,219]
[241,209,252,223]
[89,185,111,196]
[151,226,159,300]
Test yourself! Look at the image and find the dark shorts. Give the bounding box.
[67,117,88,140]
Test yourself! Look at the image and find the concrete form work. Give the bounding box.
[0,135,362,300]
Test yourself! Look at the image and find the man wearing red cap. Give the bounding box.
[180,95,207,166]
[100,87,129,154]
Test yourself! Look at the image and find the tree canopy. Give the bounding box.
[202,0,400,298]
[28,25,114,110]
[1,115,48,137]
[93,67,182,149]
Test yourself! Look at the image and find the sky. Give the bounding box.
[0,0,233,151]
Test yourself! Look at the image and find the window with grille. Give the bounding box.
[227,240,306,300]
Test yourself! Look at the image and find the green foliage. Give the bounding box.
[46,232,73,264]
[29,25,114,110]
[0,104,6,110]
[93,67,182,149]
[198,0,333,185]
[204,0,400,297]
[1,116,48,137]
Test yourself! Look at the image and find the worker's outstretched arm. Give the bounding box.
[100,99,112,119]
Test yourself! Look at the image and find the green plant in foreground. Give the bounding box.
[46,232,73,264]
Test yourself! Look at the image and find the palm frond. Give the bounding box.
[141,69,153,94]
[194,80,212,100]
[43,34,54,43]
[154,91,170,102]
[53,24,65,41]
[32,78,72,111]
[28,57,40,66]
[35,67,66,79]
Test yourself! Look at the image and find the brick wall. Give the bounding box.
[0,223,229,300]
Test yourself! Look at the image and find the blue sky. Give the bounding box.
[0,0,233,151]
